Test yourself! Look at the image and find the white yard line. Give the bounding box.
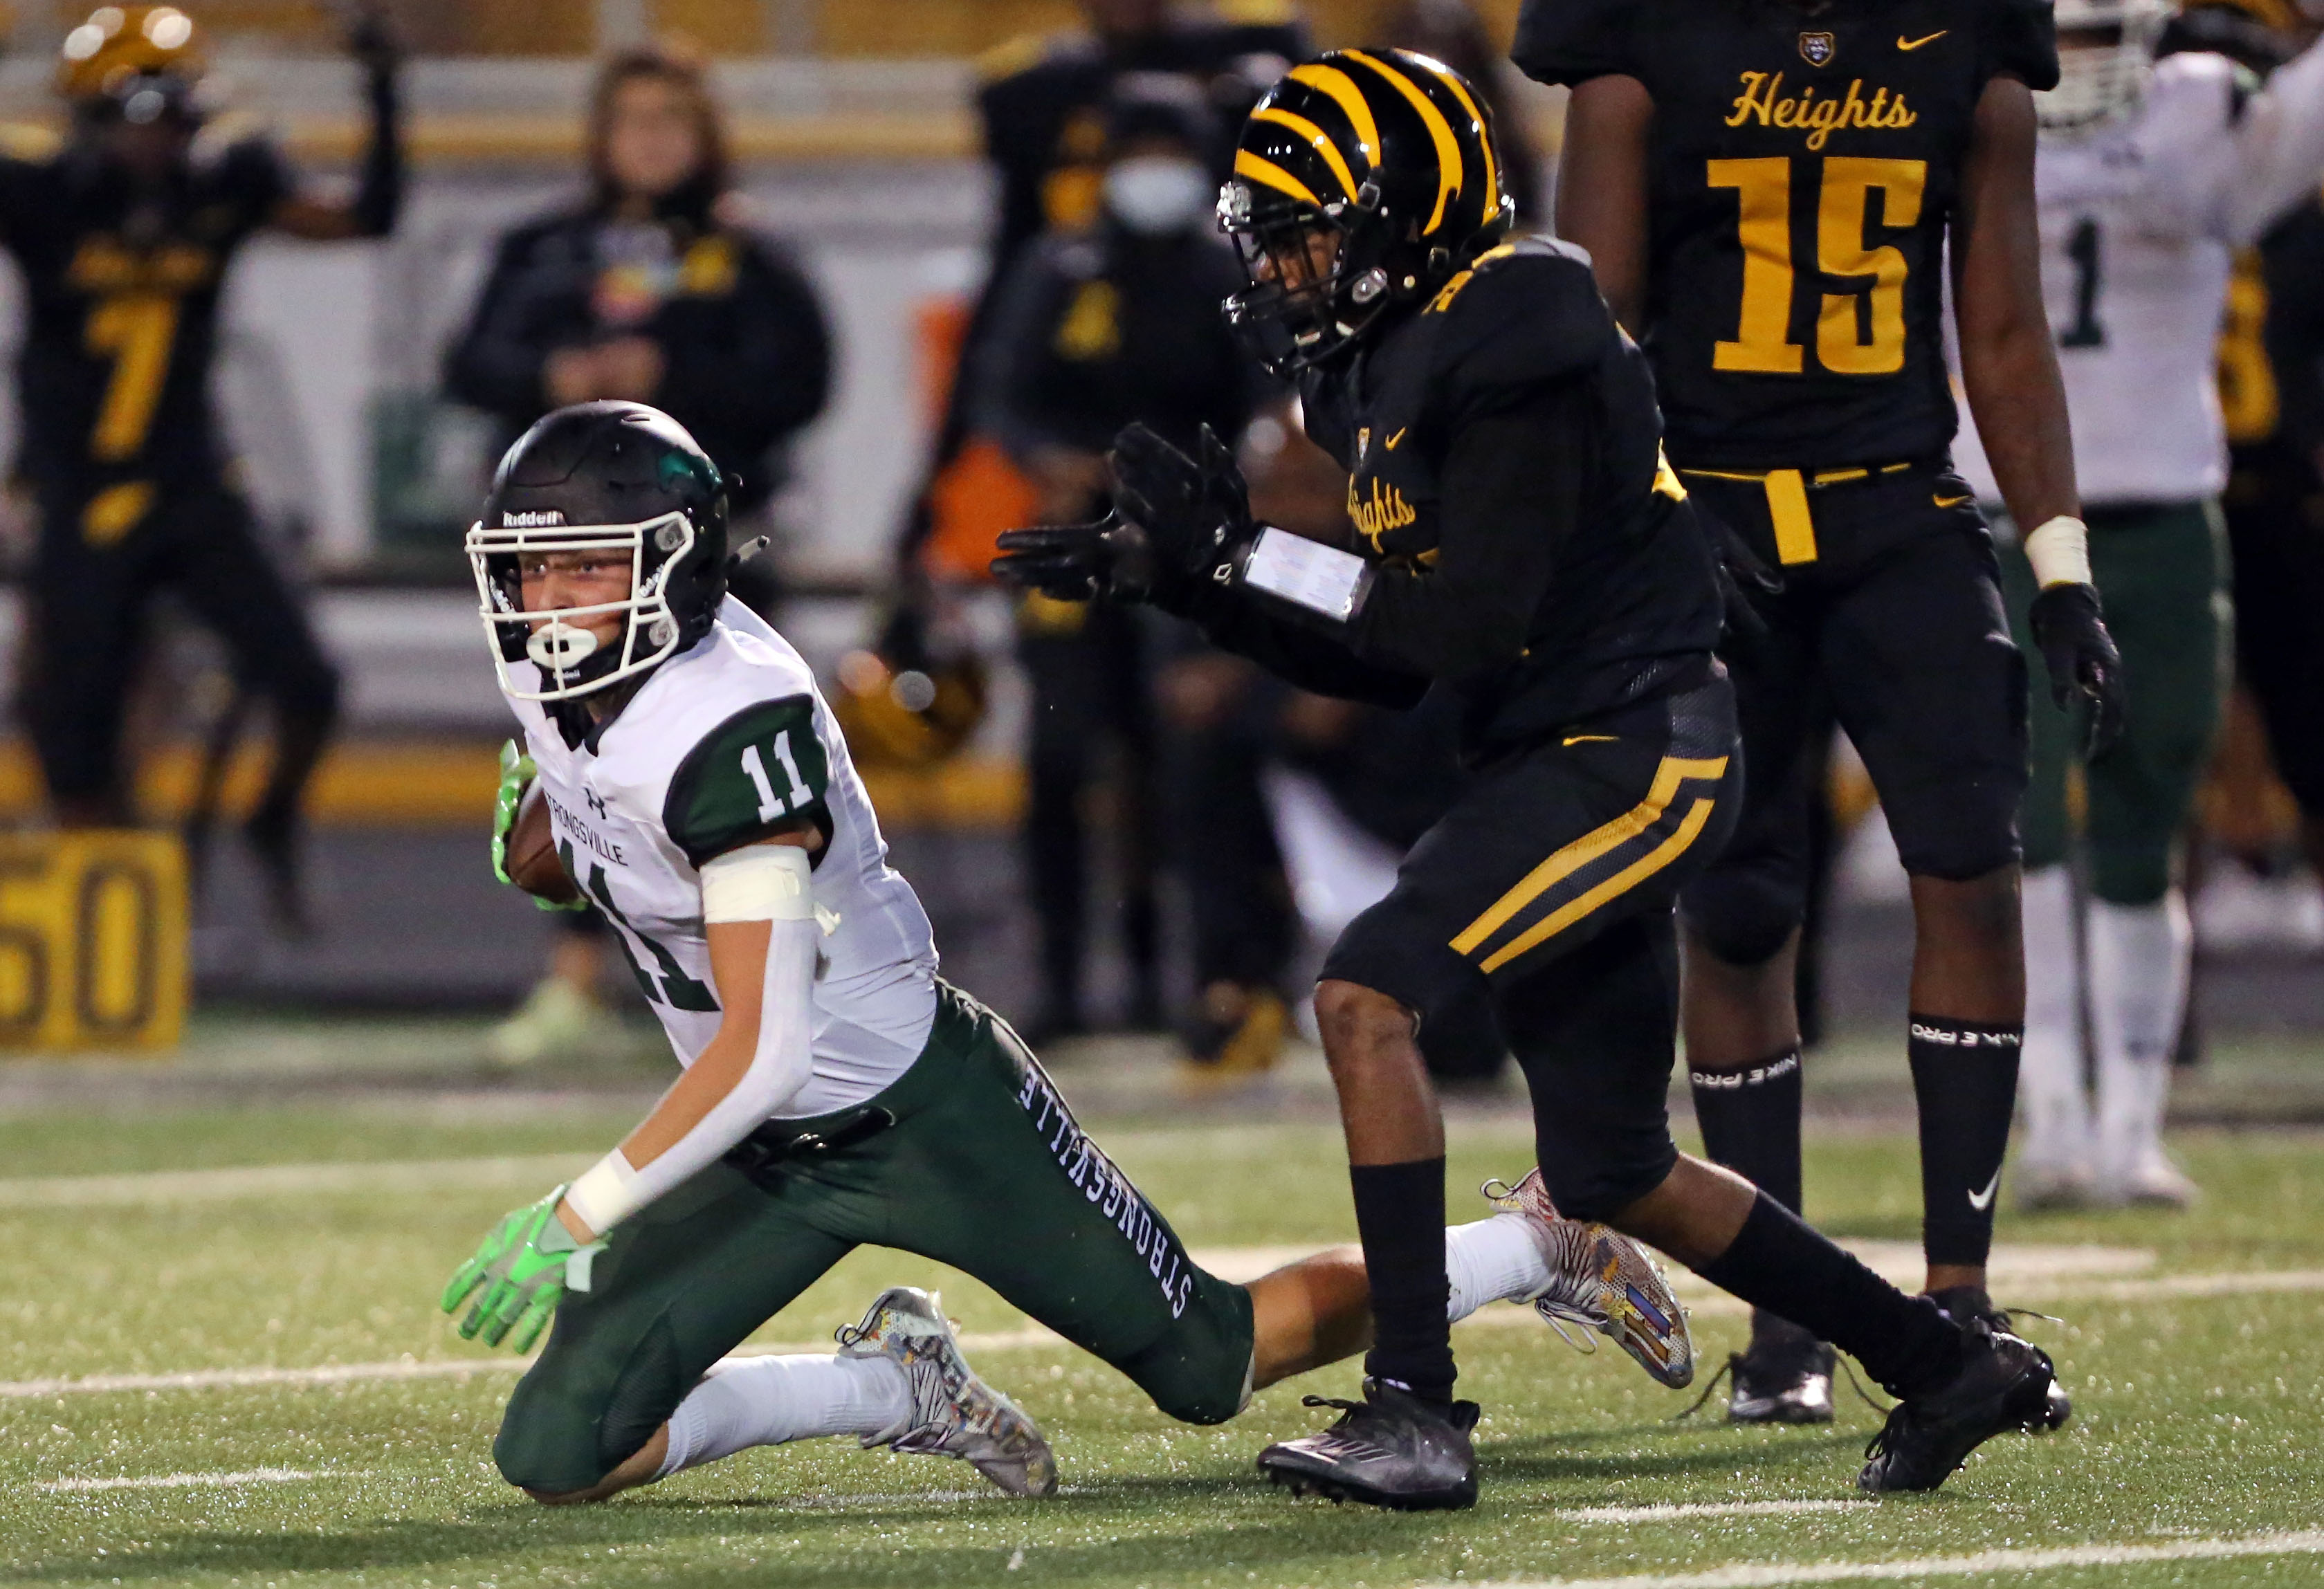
[1557,1500,1872,1525]
[6,1265,2322,1400]
[37,1467,352,1493]
[0,1155,588,1209]
[1427,1530,2324,1588]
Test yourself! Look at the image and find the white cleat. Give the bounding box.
[836,1287,1059,1497]
[2099,1148,2199,1209]
[1484,1168,1694,1389]
[2013,1159,2100,1213]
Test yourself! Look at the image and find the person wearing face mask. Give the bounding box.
[971,79,1266,1045]
[446,41,833,1069]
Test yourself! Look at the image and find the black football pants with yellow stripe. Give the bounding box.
[1319,672,1741,1218]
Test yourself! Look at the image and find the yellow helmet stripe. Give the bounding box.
[1287,62,1380,166]
[1343,50,1463,235]
[1253,107,1360,206]
[1416,57,1501,222]
[1234,148,1323,208]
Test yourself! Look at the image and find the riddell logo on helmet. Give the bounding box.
[502,510,566,527]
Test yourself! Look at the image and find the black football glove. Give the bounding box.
[1106,421,1259,589]
[2029,582,2126,761]
[991,508,1159,603]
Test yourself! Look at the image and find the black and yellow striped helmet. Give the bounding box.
[1220,48,1512,376]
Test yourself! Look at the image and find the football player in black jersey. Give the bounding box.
[998,48,2058,1510]
[15,6,401,922]
[1517,0,2124,1422]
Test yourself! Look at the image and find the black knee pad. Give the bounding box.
[1534,1143,1680,1226]
[1682,858,1804,968]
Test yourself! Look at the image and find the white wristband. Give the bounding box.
[1241,526,1373,623]
[702,843,814,923]
[2022,515,2093,590]
[564,1150,641,1235]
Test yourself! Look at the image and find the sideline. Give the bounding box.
[1425,1530,2324,1588]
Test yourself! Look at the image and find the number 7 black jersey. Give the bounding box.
[1515,0,2058,470]
[0,127,291,495]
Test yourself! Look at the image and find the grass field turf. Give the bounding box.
[2,1101,2322,1588]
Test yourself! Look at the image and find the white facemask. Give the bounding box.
[1104,156,1212,235]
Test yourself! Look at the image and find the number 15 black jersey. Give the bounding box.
[1515,0,2058,470]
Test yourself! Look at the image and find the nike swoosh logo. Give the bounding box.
[1967,1166,2003,1212]
[1898,30,1947,49]
[1934,493,1973,508]
[1562,734,1618,746]
[1384,428,1408,450]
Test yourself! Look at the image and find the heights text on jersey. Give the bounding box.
[1515,0,2060,470]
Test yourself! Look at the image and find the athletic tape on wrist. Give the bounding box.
[2023,515,2093,590]
[564,1150,641,1235]
[702,844,815,923]
[1241,526,1373,622]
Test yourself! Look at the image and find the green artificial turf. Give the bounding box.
[1,1099,2321,1588]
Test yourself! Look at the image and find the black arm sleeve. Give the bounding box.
[1346,383,1589,681]
[2263,203,2324,457]
[351,59,403,237]
[1512,0,1638,86]
[1185,587,1433,709]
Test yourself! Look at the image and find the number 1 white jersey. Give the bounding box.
[1956,44,2324,506]
[505,597,938,1118]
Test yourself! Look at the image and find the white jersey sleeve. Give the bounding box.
[506,598,939,1119]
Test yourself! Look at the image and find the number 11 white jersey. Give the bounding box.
[506,597,939,1119]
[1955,44,2324,506]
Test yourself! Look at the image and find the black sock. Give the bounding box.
[1689,1047,1804,1211]
[1351,1158,1454,1402]
[1691,1047,1809,1346]
[1697,1191,1963,1398]
[1907,1014,2022,1268]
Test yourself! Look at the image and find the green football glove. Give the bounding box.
[441,1187,606,1352]
[490,739,534,888]
[491,738,586,912]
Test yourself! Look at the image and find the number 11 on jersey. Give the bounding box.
[741,731,812,822]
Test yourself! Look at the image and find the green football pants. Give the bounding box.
[2002,500,2232,905]
[493,982,1256,1494]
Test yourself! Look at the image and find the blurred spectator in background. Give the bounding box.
[972,77,1262,1041]
[443,39,834,1067]
[12,4,400,930]
[899,0,1304,582]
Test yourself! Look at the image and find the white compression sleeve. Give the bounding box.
[656,1354,912,1478]
[1445,1215,1549,1323]
[2017,865,2090,1173]
[565,846,818,1236]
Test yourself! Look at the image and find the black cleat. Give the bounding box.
[1928,1285,2073,1434]
[1859,1317,2056,1494]
[1257,1379,1480,1511]
[1726,1315,1836,1425]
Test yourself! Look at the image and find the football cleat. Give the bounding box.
[1928,1286,2073,1434]
[2100,1146,2200,1209]
[1485,1169,1694,1388]
[1858,1317,2056,1493]
[1258,1379,1479,1511]
[2013,1159,2098,1213]
[837,1286,1058,1498]
[1725,1316,1836,1425]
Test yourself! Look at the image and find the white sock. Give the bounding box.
[2018,865,2090,1173]
[655,1352,913,1480]
[1446,1215,1548,1323]
[2089,892,2190,1183]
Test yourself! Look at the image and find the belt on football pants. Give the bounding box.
[726,1105,898,1177]
[1678,459,1933,567]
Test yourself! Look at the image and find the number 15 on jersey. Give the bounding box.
[1710,155,1928,377]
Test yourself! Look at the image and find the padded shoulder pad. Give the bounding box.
[663,695,832,867]
[1512,0,1638,86]
[1424,241,1611,417]
[1978,0,2060,92]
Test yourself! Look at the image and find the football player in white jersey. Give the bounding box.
[1954,0,2324,1207]
[437,401,1695,1507]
